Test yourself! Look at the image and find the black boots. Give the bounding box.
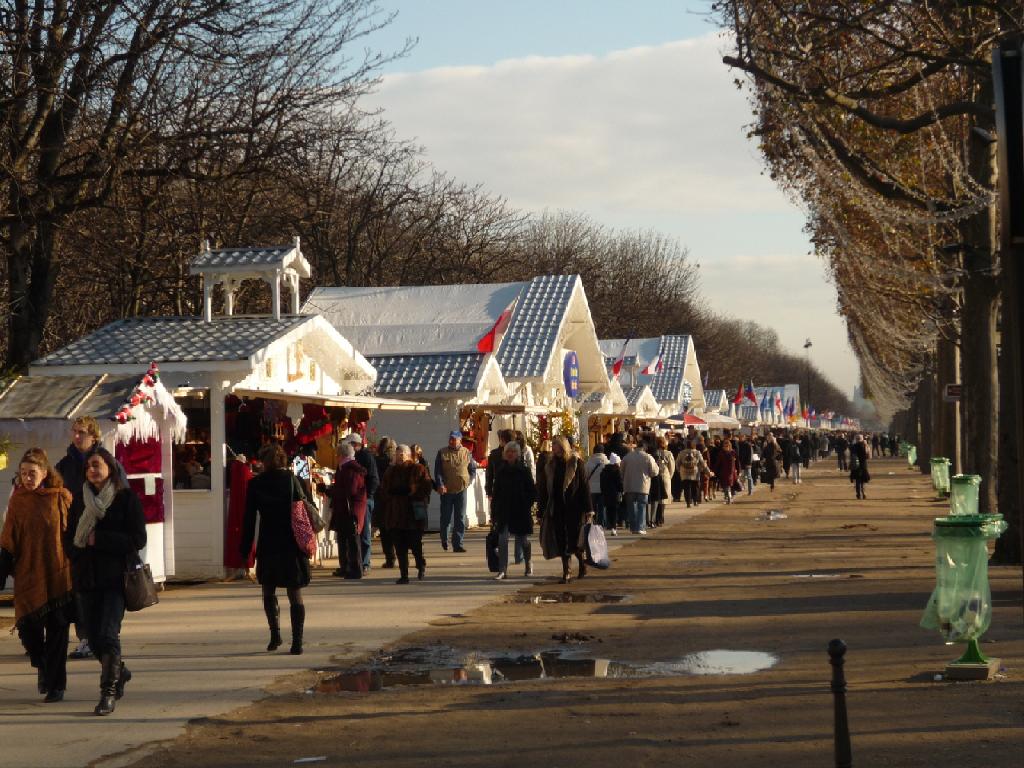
[560,556,572,584]
[576,554,587,579]
[115,661,131,699]
[289,604,305,655]
[264,594,282,651]
[95,654,119,716]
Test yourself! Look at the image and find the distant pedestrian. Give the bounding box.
[736,434,754,495]
[620,440,659,534]
[329,442,367,580]
[490,442,536,579]
[712,440,739,504]
[67,447,146,715]
[584,445,609,528]
[762,435,780,492]
[1,449,74,704]
[676,440,706,507]
[382,445,433,584]
[600,453,624,534]
[433,430,478,553]
[835,433,849,471]
[344,433,379,575]
[850,435,871,499]
[649,436,675,527]
[242,444,310,656]
[374,437,397,569]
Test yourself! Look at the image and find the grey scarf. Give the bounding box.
[74,481,116,549]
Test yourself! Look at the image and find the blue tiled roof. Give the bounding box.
[495,274,578,379]
[34,316,311,366]
[368,353,484,395]
[648,335,690,402]
[738,405,761,421]
[191,245,293,271]
[623,386,646,406]
[704,389,727,409]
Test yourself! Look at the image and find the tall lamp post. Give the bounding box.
[804,338,813,424]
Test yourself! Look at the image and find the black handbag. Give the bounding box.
[124,554,159,612]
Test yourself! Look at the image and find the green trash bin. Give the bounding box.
[907,445,917,469]
[949,475,981,516]
[920,513,1008,678]
[930,457,951,497]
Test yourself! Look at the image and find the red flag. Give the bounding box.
[640,355,661,375]
[732,383,745,405]
[611,338,631,378]
[476,306,513,353]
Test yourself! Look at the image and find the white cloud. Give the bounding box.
[365,32,861,394]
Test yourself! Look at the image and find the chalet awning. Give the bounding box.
[231,387,429,412]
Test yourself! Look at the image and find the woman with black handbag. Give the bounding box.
[241,443,310,655]
[66,447,146,716]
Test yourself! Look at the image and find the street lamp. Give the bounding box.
[804,338,813,421]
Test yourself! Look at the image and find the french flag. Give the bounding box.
[732,383,745,405]
[476,304,514,353]
[641,355,662,375]
[611,338,631,378]
[774,391,784,414]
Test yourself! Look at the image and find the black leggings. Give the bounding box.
[20,607,70,692]
[262,585,302,611]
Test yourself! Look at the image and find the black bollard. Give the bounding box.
[828,639,853,768]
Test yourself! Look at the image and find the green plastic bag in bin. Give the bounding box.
[920,515,1007,643]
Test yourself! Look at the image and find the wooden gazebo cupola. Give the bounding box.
[190,237,312,322]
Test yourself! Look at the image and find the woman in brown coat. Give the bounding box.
[0,448,74,703]
[537,436,591,583]
[382,444,433,584]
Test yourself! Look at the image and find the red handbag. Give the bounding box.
[290,478,317,558]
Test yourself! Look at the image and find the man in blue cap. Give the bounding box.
[433,430,478,552]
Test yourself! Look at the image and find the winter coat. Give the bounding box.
[538,455,590,557]
[491,462,536,535]
[2,485,74,625]
[381,461,433,531]
[737,441,753,469]
[484,445,506,497]
[599,463,624,506]
[354,446,380,498]
[329,460,368,536]
[713,448,739,489]
[850,442,871,483]
[675,448,706,482]
[762,442,780,481]
[584,453,609,494]
[66,485,146,594]
[55,445,129,521]
[649,449,675,502]
[620,449,659,495]
[242,469,311,589]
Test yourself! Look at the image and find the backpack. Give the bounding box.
[680,450,698,472]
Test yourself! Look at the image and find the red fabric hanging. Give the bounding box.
[116,437,165,523]
[224,459,255,569]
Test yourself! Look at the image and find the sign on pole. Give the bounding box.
[943,383,962,402]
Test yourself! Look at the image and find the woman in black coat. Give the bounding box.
[537,436,591,584]
[241,443,310,655]
[66,447,146,716]
[761,435,780,492]
[850,434,871,500]
[491,441,536,580]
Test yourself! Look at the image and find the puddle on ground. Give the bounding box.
[511,592,630,605]
[792,573,864,580]
[759,510,788,521]
[314,647,778,693]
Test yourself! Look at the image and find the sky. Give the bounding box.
[359,0,859,396]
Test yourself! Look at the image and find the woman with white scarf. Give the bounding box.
[65,447,146,716]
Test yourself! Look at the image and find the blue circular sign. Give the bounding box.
[563,351,580,398]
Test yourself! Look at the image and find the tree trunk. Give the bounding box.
[6,219,58,369]
[995,322,1021,563]
[958,80,1000,515]
[916,367,934,474]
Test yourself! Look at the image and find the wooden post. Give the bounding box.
[829,639,852,768]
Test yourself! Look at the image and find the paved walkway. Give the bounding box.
[0,486,737,767]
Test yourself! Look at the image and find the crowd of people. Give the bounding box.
[1,412,894,710]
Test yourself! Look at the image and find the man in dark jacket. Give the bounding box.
[344,434,379,574]
[736,434,754,495]
[330,442,367,579]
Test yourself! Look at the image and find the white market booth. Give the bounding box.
[599,335,706,418]
[305,274,612,526]
[29,242,426,579]
[0,366,186,581]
